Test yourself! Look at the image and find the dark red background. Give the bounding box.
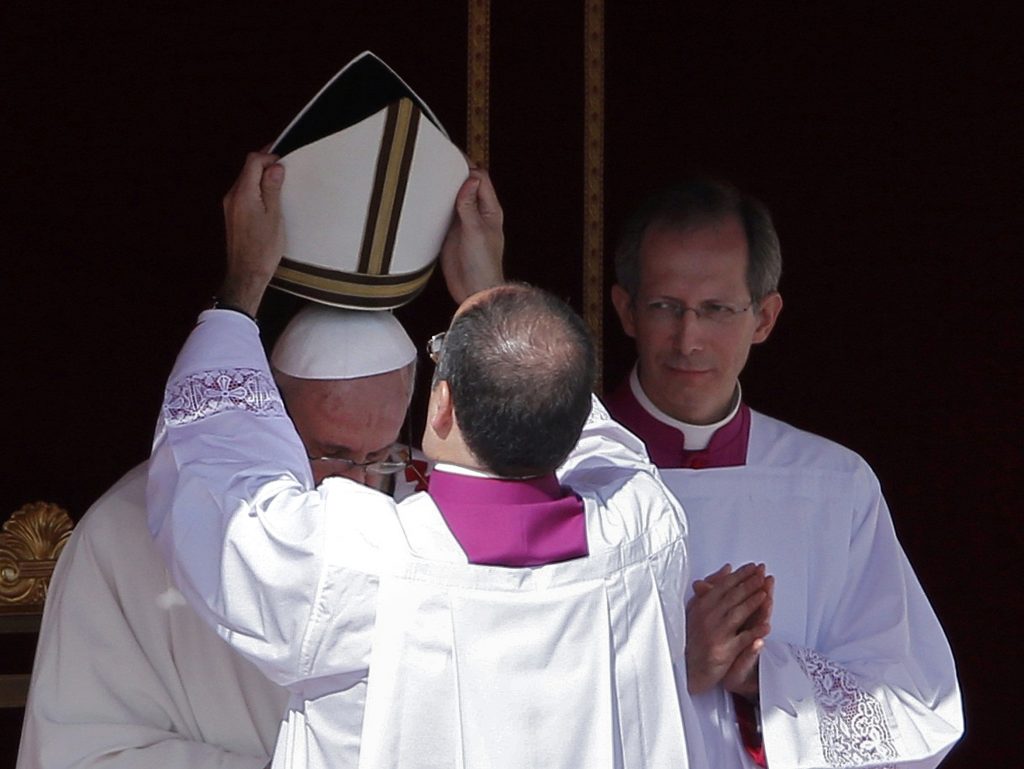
[2,2,1018,765]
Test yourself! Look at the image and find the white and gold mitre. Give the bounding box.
[270,52,468,310]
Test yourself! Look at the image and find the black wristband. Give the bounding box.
[210,297,258,324]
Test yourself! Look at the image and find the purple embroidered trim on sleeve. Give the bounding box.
[163,368,285,426]
[792,645,898,768]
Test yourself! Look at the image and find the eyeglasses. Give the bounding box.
[306,444,410,476]
[640,298,753,326]
[426,331,446,364]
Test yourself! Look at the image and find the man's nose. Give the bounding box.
[673,310,704,353]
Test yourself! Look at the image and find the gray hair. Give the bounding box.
[614,180,782,303]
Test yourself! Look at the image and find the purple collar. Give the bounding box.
[604,378,750,469]
[428,470,588,567]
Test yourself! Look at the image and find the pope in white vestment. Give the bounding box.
[16,463,288,769]
[147,309,708,769]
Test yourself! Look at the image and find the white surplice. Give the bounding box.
[146,310,707,769]
[17,463,288,769]
[654,409,963,768]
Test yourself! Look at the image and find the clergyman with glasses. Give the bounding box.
[605,180,962,768]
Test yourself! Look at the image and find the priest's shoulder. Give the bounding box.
[579,466,686,544]
[748,408,875,478]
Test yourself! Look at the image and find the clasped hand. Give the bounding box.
[685,562,774,699]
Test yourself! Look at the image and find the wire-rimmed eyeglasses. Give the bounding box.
[641,298,753,325]
[305,444,410,476]
[426,331,447,364]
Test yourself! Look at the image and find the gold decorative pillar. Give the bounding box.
[467,0,491,168]
[583,0,605,381]
[469,0,605,376]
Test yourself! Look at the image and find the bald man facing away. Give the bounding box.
[145,152,708,769]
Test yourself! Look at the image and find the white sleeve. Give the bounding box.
[758,468,963,768]
[558,395,689,537]
[558,394,654,477]
[146,310,392,688]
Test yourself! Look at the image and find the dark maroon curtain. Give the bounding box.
[2,2,1017,765]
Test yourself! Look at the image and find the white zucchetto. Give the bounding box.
[270,303,416,380]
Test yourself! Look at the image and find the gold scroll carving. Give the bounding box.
[0,502,74,614]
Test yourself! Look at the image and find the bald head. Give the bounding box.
[430,284,596,477]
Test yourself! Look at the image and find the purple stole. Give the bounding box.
[604,378,751,469]
[427,470,588,567]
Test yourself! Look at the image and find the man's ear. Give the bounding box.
[611,284,637,338]
[752,292,783,344]
[428,380,455,439]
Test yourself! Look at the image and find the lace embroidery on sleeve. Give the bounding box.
[792,645,898,768]
[163,368,285,426]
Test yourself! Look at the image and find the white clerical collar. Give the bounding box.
[433,462,544,481]
[629,367,741,451]
[433,462,499,479]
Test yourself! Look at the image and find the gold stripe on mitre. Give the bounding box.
[271,257,436,310]
[359,98,421,277]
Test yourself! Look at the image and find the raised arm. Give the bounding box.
[214,151,286,317]
[440,166,506,304]
[147,154,390,688]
